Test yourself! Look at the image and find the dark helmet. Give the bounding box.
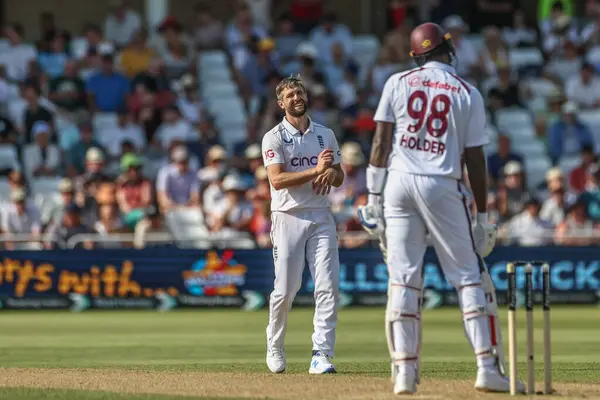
[409,22,455,66]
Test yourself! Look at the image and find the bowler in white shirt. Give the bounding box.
[261,76,344,375]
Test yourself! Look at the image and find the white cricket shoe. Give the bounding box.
[475,367,525,393]
[309,350,336,374]
[393,365,417,395]
[266,345,286,373]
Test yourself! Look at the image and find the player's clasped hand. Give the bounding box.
[314,149,333,174]
[312,149,334,195]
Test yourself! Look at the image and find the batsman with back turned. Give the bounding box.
[358,22,527,394]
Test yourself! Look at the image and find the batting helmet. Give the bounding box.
[409,22,455,65]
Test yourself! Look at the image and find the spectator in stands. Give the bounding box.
[132,206,162,248]
[497,160,529,220]
[330,141,366,212]
[578,162,600,222]
[367,47,400,106]
[48,60,88,124]
[72,24,113,66]
[579,3,600,48]
[0,136,20,176]
[386,0,414,30]
[479,26,510,79]
[0,113,16,145]
[7,169,27,196]
[247,165,270,201]
[547,101,594,164]
[156,145,200,214]
[238,143,263,186]
[118,29,156,79]
[22,82,55,144]
[569,144,597,193]
[116,153,153,229]
[274,13,302,64]
[176,74,203,126]
[241,37,278,100]
[198,144,228,183]
[104,0,142,49]
[86,52,129,114]
[192,3,224,51]
[503,9,538,48]
[208,174,252,234]
[226,4,268,71]
[382,18,413,67]
[540,167,575,225]
[74,148,111,215]
[487,134,524,185]
[443,15,479,79]
[308,85,339,134]
[555,199,598,245]
[94,203,125,238]
[279,43,321,92]
[290,0,324,34]
[335,64,359,116]
[44,178,74,230]
[45,202,95,249]
[487,64,524,109]
[37,12,57,52]
[100,108,146,159]
[156,17,195,81]
[501,197,554,246]
[244,0,272,31]
[544,40,581,86]
[543,14,579,59]
[249,192,271,248]
[37,33,68,79]
[1,23,37,83]
[565,63,600,109]
[66,123,104,176]
[154,104,196,150]
[23,121,60,179]
[309,12,353,65]
[323,42,359,92]
[129,57,174,115]
[1,188,41,249]
[539,0,574,36]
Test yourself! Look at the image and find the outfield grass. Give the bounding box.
[0,307,597,399]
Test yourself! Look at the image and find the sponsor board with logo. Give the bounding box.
[0,247,596,311]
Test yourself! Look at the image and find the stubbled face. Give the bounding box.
[278,85,308,118]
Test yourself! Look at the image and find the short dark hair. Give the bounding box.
[551,1,564,11]
[275,76,307,101]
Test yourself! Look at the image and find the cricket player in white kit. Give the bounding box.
[262,76,345,374]
[358,23,526,394]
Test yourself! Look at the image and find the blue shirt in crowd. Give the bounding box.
[86,72,129,112]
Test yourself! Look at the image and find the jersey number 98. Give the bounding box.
[406,90,451,138]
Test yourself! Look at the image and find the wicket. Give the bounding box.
[507,261,552,396]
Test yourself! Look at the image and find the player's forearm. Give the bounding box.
[369,122,394,168]
[270,168,319,190]
[464,146,488,214]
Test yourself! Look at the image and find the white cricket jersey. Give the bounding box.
[262,117,341,212]
[374,61,489,180]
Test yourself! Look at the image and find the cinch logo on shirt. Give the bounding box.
[291,155,318,167]
[423,80,461,93]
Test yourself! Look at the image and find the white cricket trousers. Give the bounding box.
[384,173,481,288]
[384,172,494,370]
[266,208,340,357]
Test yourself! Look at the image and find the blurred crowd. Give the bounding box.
[0,0,598,250]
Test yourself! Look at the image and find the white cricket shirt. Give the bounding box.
[262,117,341,212]
[374,61,488,180]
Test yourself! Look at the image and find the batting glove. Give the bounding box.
[473,215,497,257]
[357,194,384,236]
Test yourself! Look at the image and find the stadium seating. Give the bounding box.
[352,35,380,86]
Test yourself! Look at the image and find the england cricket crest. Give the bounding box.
[317,135,324,149]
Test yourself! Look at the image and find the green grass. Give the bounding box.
[0,388,245,400]
[0,307,597,399]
